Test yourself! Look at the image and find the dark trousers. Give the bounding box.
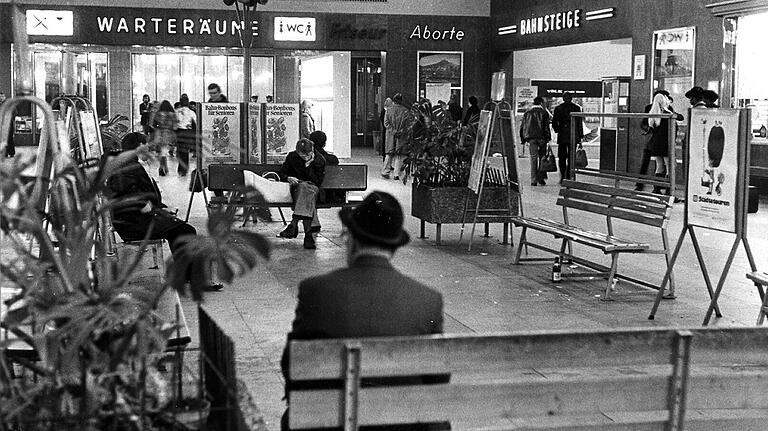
[176,129,195,176]
[557,140,569,181]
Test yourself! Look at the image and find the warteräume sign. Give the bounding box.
[95,16,258,36]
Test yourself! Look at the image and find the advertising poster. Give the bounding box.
[248,103,263,164]
[265,103,300,164]
[652,27,695,120]
[686,109,740,233]
[201,103,241,169]
[426,83,451,106]
[633,55,646,80]
[468,110,493,194]
[417,51,463,103]
[80,112,102,159]
[515,86,537,115]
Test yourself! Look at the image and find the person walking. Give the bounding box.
[299,99,315,139]
[462,95,480,126]
[648,93,677,194]
[280,191,446,431]
[551,92,583,183]
[519,96,552,186]
[382,93,411,180]
[378,97,393,159]
[175,94,196,176]
[149,100,177,176]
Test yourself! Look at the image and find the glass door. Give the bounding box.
[351,57,382,148]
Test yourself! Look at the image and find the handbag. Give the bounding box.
[538,145,558,173]
[574,143,588,168]
[188,168,208,192]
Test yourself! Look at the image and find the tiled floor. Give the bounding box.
[146,147,768,430]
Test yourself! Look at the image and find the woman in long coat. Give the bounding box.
[381,93,411,179]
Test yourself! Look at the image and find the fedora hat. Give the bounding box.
[684,86,704,99]
[339,191,409,248]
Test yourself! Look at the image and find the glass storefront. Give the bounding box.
[735,11,768,144]
[131,53,274,129]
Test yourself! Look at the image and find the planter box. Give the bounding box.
[411,184,519,224]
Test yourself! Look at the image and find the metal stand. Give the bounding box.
[461,100,521,251]
[184,103,209,222]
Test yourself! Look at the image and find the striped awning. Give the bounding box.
[706,0,768,18]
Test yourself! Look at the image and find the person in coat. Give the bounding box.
[174,94,196,177]
[106,132,222,292]
[149,100,177,176]
[447,93,463,123]
[280,191,446,431]
[382,93,411,179]
[551,92,583,183]
[648,93,678,194]
[299,99,315,139]
[519,96,552,186]
[139,94,152,135]
[277,138,326,249]
[462,95,480,126]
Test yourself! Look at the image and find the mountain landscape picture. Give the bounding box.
[419,52,462,86]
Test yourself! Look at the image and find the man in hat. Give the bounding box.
[685,86,707,108]
[703,89,720,108]
[280,191,446,430]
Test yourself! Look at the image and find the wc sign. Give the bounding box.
[274,17,316,41]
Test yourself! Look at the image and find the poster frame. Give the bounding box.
[650,26,696,115]
[416,51,464,103]
[467,109,493,194]
[683,108,750,235]
[200,102,242,170]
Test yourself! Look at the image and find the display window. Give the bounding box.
[735,11,768,144]
[651,27,696,120]
[131,53,274,130]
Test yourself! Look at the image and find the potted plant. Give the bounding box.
[0,149,268,429]
[400,99,518,226]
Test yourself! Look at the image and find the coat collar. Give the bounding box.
[350,254,393,269]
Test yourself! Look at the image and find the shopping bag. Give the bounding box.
[574,143,588,168]
[243,170,292,203]
[538,145,558,173]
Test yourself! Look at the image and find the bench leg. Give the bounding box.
[601,254,619,301]
[278,208,287,225]
[419,219,426,239]
[435,224,442,246]
[758,288,768,325]
[483,223,490,238]
[662,229,676,298]
[513,227,527,264]
[502,223,509,245]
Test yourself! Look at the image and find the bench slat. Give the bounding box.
[561,180,673,207]
[559,189,670,217]
[746,271,768,285]
[289,329,679,381]
[509,217,649,252]
[556,198,667,228]
[208,163,367,191]
[290,375,671,429]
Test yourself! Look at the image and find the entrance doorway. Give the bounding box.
[351,56,382,148]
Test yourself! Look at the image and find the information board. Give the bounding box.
[248,102,262,164]
[686,109,741,232]
[515,86,537,115]
[79,111,102,159]
[468,110,492,193]
[201,103,241,169]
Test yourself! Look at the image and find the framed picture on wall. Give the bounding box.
[417,51,463,105]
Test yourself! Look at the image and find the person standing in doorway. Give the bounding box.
[207,83,228,103]
[462,95,480,126]
[519,96,552,186]
[448,93,463,123]
[382,93,411,180]
[552,92,583,183]
[139,94,152,135]
[300,99,315,140]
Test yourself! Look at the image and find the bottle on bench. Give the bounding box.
[552,257,562,283]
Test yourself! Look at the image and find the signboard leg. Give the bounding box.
[688,228,721,316]
[702,237,741,325]
[649,226,688,319]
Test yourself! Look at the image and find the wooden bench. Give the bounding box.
[511,180,675,300]
[207,163,368,224]
[288,326,768,430]
[747,271,768,325]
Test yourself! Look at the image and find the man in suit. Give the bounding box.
[280,191,446,430]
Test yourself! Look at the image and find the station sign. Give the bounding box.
[409,25,465,41]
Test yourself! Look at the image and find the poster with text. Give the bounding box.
[686,109,740,233]
[468,110,493,194]
[426,82,451,106]
[265,103,300,164]
[201,103,241,169]
[652,27,695,121]
[248,103,263,164]
[515,86,537,115]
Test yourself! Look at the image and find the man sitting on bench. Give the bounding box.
[277,138,326,250]
[106,132,222,292]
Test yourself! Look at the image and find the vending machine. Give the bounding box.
[599,76,631,171]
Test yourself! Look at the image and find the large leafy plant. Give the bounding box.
[400,99,477,187]
[0,150,268,429]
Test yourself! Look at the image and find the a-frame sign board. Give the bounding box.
[648,108,758,325]
[461,99,522,251]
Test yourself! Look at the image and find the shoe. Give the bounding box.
[178,171,187,177]
[634,183,645,191]
[303,234,316,249]
[158,168,167,176]
[531,182,538,186]
[203,283,224,292]
[394,176,400,180]
[381,173,390,179]
[538,180,546,186]
[278,224,298,239]
[309,225,321,233]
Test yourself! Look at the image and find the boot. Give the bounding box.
[652,172,665,194]
[159,156,168,176]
